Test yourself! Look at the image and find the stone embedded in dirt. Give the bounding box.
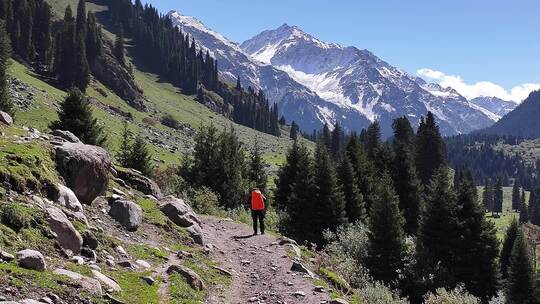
[116,168,163,199]
[46,293,60,303]
[16,250,46,271]
[55,184,84,213]
[0,250,15,262]
[108,200,143,231]
[314,285,325,292]
[117,260,134,268]
[293,290,306,297]
[115,245,127,256]
[167,265,205,291]
[46,207,83,254]
[90,264,101,271]
[112,188,127,197]
[212,266,233,277]
[135,259,151,269]
[19,299,43,304]
[51,130,81,143]
[82,231,99,250]
[177,250,194,259]
[278,236,299,246]
[104,293,127,304]
[0,111,13,125]
[286,243,301,259]
[187,224,204,245]
[71,256,84,265]
[142,276,155,285]
[330,299,349,304]
[81,248,97,262]
[291,261,315,278]
[91,270,122,292]
[53,268,103,296]
[54,142,111,205]
[38,296,54,304]
[248,297,258,302]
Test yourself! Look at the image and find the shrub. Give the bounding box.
[0,203,33,232]
[142,116,157,126]
[424,287,480,304]
[189,187,221,216]
[161,114,179,129]
[358,281,408,304]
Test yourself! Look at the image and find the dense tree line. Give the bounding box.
[0,19,12,115]
[0,0,103,92]
[108,1,280,136]
[447,133,540,189]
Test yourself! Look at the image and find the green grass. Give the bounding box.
[137,198,168,227]
[480,186,529,240]
[0,261,72,292]
[123,243,169,265]
[106,270,161,304]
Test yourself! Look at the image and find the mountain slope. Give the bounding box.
[241,24,495,136]
[481,90,540,138]
[470,96,517,120]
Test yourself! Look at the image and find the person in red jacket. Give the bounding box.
[249,187,266,235]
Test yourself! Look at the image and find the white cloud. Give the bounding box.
[417,68,540,103]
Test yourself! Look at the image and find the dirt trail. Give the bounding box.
[202,216,330,304]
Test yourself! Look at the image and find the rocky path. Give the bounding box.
[202,216,330,304]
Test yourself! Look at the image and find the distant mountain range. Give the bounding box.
[481,91,540,138]
[168,11,517,136]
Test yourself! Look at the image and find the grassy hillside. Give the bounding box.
[480,186,528,240]
[494,139,540,165]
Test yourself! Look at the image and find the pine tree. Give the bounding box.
[500,217,519,279]
[454,172,500,300]
[346,133,376,215]
[74,33,90,91]
[529,191,540,226]
[217,126,246,209]
[512,181,521,211]
[57,6,76,88]
[331,122,343,157]
[506,228,535,304]
[114,26,125,65]
[482,179,494,213]
[117,121,132,167]
[275,140,306,211]
[0,20,13,116]
[366,174,406,286]
[493,178,503,215]
[235,75,241,90]
[129,133,153,176]
[519,189,529,224]
[75,0,87,40]
[391,117,423,235]
[290,121,299,140]
[49,88,105,146]
[337,155,366,223]
[365,121,383,169]
[248,139,268,191]
[86,12,102,62]
[415,112,447,186]
[311,141,347,245]
[417,167,459,287]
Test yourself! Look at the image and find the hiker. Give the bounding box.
[249,187,266,235]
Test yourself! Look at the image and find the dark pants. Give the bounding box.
[251,210,265,235]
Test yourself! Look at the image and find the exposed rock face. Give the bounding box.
[51,130,81,143]
[330,299,349,304]
[0,111,13,125]
[82,231,99,250]
[54,142,111,205]
[159,196,204,245]
[89,41,146,112]
[55,184,84,213]
[167,265,205,291]
[116,168,163,199]
[53,269,103,296]
[108,200,143,231]
[16,250,46,271]
[46,207,83,254]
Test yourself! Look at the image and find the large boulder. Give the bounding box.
[46,207,83,254]
[159,196,201,227]
[16,250,46,271]
[167,265,205,291]
[186,225,204,246]
[55,184,84,213]
[109,200,143,231]
[0,111,13,125]
[116,168,162,199]
[53,268,103,296]
[91,270,121,292]
[54,142,111,205]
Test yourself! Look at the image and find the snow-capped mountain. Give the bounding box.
[470,97,517,120]
[168,11,495,136]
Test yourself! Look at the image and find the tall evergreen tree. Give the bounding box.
[117,121,132,166]
[73,33,90,91]
[0,20,13,116]
[529,191,540,226]
[417,167,460,288]
[248,139,268,192]
[129,132,153,176]
[346,133,376,215]
[482,179,494,213]
[415,112,447,186]
[75,0,87,40]
[366,174,406,286]
[275,140,303,211]
[391,117,423,235]
[86,12,102,62]
[454,172,500,300]
[57,6,76,87]
[519,189,529,224]
[330,122,343,157]
[506,228,535,304]
[114,26,125,65]
[49,89,105,146]
[217,126,246,209]
[337,155,366,223]
[493,178,504,215]
[290,121,299,140]
[500,217,519,279]
[512,181,521,211]
[311,141,347,245]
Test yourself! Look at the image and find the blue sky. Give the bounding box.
[143,0,540,102]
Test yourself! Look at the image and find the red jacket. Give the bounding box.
[251,190,266,211]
